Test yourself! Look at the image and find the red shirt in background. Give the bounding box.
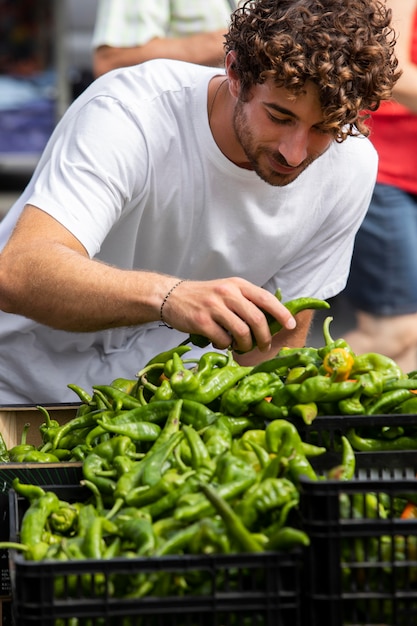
[367,8,417,195]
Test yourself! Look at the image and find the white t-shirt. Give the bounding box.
[92,0,239,48]
[0,59,377,403]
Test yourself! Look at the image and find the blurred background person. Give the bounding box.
[343,0,417,373]
[92,0,238,77]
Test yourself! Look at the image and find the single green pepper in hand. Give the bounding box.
[183,293,329,351]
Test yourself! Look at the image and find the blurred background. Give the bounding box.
[0,0,98,218]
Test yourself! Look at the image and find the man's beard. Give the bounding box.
[232,99,314,187]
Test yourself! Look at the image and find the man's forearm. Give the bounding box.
[94,30,226,77]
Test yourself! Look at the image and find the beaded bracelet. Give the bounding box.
[159,279,186,328]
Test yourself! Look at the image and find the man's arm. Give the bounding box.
[0,205,296,357]
[389,0,417,113]
[94,30,227,77]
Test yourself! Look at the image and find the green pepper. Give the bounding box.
[49,503,78,534]
[250,350,313,375]
[382,378,417,391]
[290,401,318,424]
[220,371,283,416]
[214,450,257,484]
[251,397,289,420]
[115,402,183,499]
[181,399,220,430]
[236,477,299,529]
[354,370,385,397]
[19,488,61,560]
[84,402,177,446]
[14,450,60,463]
[199,483,265,552]
[8,423,35,461]
[92,384,144,411]
[317,316,355,359]
[182,424,214,476]
[202,415,233,457]
[150,378,174,401]
[174,476,256,523]
[95,418,161,443]
[223,415,264,436]
[187,517,231,555]
[346,427,417,451]
[143,345,192,369]
[154,519,204,556]
[67,383,94,405]
[284,451,318,485]
[12,478,46,502]
[0,431,9,462]
[366,389,415,415]
[37,406,61,445]
[350,352,405,381]
[80,516,106,559]
[394,396,417,414]
[116,514,156,556]
[264,419,302,458]
[326,435,356,480]
[110,377,139,395]
[338,390,365,415]
[126,469,193,508]
[287,375,362,404]
[195,351,230,380]
[239,295,330,354]
[52,409,108,450]
[285,364,318,384]
[170,361,252,405]
[144,474,201,520]
[83,435,136,496]
[265,526,310,551]
[169,368,200,396]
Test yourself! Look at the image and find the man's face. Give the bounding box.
[232,79,334,186]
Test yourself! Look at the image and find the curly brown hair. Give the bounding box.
[225,0,401,140]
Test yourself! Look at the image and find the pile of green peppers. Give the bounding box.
[4,400,325,567]
[2,315,417,463]
[1,338,363,583]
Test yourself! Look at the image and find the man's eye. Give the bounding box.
[268,113,291,124]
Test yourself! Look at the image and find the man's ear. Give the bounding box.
[225,51,240,98]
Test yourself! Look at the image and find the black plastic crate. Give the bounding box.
[0,465,82,606]
[288,412,417,452]
[300,450,417,626]
[8,485,303,626]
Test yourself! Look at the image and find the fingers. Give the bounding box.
[166,278,297,354]
[160,276,297,352]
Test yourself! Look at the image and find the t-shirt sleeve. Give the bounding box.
[27,95,149,258]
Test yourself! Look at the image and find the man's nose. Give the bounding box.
[278,129,308,166]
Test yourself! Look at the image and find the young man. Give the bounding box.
[0,0,399,403]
